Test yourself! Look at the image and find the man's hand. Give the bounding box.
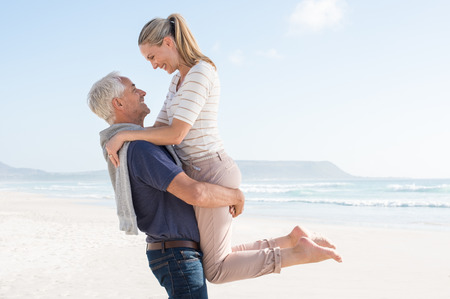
[229,189,245,217]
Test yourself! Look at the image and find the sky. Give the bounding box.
[1,0,449,179]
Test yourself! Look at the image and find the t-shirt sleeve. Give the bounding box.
[127,141,183,191]
[172,63,213,126]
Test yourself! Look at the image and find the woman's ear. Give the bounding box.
[163,36,175,48]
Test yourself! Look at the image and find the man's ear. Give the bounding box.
[112,97,123,109]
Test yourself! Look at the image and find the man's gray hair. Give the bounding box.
[87,71,124,124]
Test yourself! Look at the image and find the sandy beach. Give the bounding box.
[1,191,449,299]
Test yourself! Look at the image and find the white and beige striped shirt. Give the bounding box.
[156,61,224,161]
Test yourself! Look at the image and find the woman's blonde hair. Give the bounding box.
[138,13,215,69]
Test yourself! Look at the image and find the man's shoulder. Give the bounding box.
[128,140,163,152]
[127,141,175,168]
[126,141,182,191]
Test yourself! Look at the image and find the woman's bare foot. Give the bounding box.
[296,237,342,263]
[288,225,337,249]
[281,237,342,268]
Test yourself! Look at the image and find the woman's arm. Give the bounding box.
[153,121,168,128]
[106,118,191,167]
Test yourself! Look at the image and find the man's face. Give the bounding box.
[119,77,150,124]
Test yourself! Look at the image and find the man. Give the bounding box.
[88,72,342,298]
[88,72,244,298]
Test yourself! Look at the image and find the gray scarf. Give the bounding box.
[99,123,181,235]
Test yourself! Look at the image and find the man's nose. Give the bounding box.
[151,61,157,69]
[139,89,146,96]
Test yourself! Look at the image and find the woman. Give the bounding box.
[105,13,341,283]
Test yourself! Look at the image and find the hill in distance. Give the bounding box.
[236,160,354,180]
[0,160,354,181]
[0,161,107,181]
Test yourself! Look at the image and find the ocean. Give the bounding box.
[1,171,449,232]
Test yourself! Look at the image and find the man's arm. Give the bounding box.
[166,172,245,217]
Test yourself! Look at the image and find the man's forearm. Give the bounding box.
[167,172,244,208]
[198,181,244,208]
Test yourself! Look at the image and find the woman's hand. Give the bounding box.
[105,133,125,168]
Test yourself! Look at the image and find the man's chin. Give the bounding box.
[141,103,150,113]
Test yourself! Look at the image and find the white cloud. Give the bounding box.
[256,49,283,60]
[229,49,245,66]
[288,0,347,34]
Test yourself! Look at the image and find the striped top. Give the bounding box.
[156,61,224,161]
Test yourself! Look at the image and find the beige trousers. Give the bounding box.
[183,152,281,284]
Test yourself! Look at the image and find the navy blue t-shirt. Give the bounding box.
[127,140,200,243]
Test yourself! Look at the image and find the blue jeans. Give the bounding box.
[146,246,208,299]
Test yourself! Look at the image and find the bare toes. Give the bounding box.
[297,237,342,264]
[311,233,337,249]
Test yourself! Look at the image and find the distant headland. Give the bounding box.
[0,160,355,181]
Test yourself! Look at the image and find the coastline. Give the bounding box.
[1,191,449,299]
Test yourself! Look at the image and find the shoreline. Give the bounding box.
[1,191,450,298]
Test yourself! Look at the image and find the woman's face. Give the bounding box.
[139,37,179,74]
